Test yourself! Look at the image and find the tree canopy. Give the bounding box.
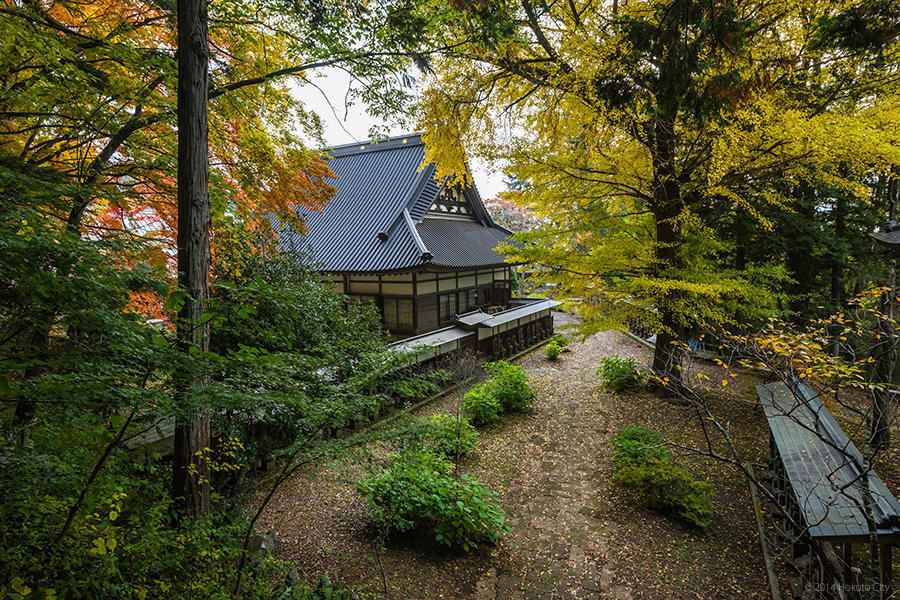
[0,0,466,594]
[0,0,437,261]
[418,0,900,378]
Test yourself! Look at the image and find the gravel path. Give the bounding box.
[465,313,644,600]
[258,312,769,599]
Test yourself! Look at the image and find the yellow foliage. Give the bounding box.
[418,0,900,335]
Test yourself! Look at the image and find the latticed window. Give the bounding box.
[439,292,457,321]
[460,288,476,312]
[383,298,413,330]
[439,288,477,321]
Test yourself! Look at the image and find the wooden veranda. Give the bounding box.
[392,299,560,364]
[759,381,900,599]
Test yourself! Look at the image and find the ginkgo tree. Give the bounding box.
[418,0,900,382]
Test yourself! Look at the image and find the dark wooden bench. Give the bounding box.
[758,380,900,598]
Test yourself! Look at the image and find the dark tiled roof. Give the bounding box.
[417,219,511,268]
[281,134,512,273]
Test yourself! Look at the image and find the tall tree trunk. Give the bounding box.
[830,192,847,358]
[650,113,684,382]
[831,192,846,308]
[871,173,898,452]
[786,183,815,321]
[734,209,748,272]
[172,0,211,517]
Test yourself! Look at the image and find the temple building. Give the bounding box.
[281,134,516,337]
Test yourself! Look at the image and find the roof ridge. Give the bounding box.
[383,164,436,241]
[403,208,432,262]
[326,133,424,158]
[285,133,513,273]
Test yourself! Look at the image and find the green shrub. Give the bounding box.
[357,450,510,550]
[544,341,562,361]
[459,360,536,426]
[609,425,714,529]
[550,334,570,348]
[613,461,714,529]
[461,383,503,426]
[483,360,535,411]
[610,425,670,468]
[596,355,641,391]
[418,414,479,457]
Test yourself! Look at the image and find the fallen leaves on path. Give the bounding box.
[254,313,775,599]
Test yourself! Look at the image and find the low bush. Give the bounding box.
[461,384,503,426]
[609,426,714,529]
[596,355,641,391]
[417,414,479,457]
[544,340,562,361]
[549,334,570,348]
[458,360,536,426]
[483,360,535,411]
[613,461,714,529]
[357,450,510,550]
[610,424,670,468]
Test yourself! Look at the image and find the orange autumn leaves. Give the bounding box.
[1,0,343,319]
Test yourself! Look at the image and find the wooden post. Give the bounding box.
[842,543,852,583]
[880,544,892,599]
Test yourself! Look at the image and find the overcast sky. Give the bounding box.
[290,68,507,200]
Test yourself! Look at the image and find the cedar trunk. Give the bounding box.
[830,192,846,308]
[173,0,211,517]
[786,185,815,321]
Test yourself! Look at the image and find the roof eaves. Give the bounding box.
[462,185,495,227]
